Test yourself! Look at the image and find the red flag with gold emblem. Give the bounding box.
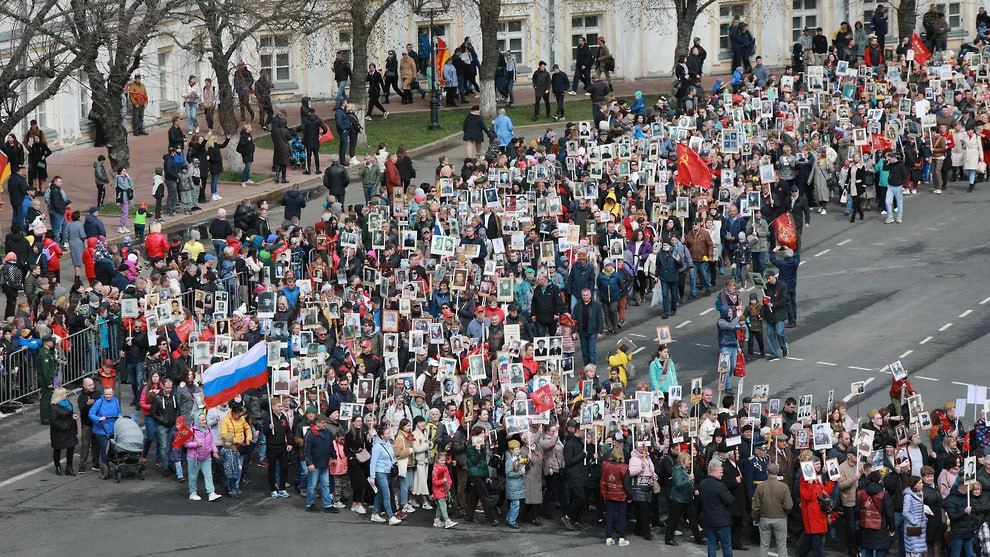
[911,33,931,67]
[675,143,713,189]
[531,384,555,414]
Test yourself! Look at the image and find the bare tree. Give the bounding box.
[473,0,501,121]
[0,0,85,139]
[61,0,179,172]
[668,0,718,63]
[167,0,323,171]
[344,0,402,147]
[885,0,919,41]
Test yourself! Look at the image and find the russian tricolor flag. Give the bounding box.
[202,342,269,408]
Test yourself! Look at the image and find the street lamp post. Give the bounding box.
[408,0,451,131]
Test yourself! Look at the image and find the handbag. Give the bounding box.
[839,190,848,204]
[355,448,371,463]
[36,161,46,169]
[979,161,987,174]
[906,525,923,536]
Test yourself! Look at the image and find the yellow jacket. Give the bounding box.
[608,349,631,385]
[221,414,253,445]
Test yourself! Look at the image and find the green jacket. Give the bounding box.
[38,345,56,388]
[466,444,489,478]
[670,464,695,504]
[359,163,381,188]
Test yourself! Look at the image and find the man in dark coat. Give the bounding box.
[298,108,328,175]
[7,165,28,228]
[573,288,604,366]
[787,185,811,251]
[84,207,106,239]
[561,420,588,530]
[721,448,750,550]
[38,335,57,425]
[323,157,349,202]
[282,184,307,223]
[570,36,593,94]
[762,268,790,361]
[530,273,564,336]
[700,459,735,557]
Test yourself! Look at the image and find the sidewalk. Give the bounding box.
[37,73,724,246]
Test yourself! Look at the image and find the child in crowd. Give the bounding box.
[178,165,194,215]
[744,292,765,358]
[133,204,148,242]
[431,451,456,529]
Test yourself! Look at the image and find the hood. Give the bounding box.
[87,237,98,248]
[286,190,302,200]
[865,481,884,495]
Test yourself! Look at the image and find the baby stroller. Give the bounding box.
[100,415,146,482]
[289,135,306,169]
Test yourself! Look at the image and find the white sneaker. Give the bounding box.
[605,538,615,546]
[370,514,386,523]
[402,504,416,513]
[422,502,433,510]
[884,218,894,224]
[189,493,202,501]
[388,516,402,525]
[444,519,457,529]
[354,505,367,515]
[208,492,222,502]
[241,182,247,188]
[333,501,346,509]
[567,91,576,96]
[896,218,903,223]
[433,518,444,528]
[584,92,591,96]
[618,538,630,547]
[247,179,255,184]
[880,210,888,215]
[210,194,218,201]
[365,116,373,121]
[383,112,389,119]
[216,194,223,200]
[934,189,943,194]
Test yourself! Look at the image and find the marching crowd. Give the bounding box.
[3,15,990,557]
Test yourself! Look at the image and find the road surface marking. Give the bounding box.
[628,333,646,338]
[915,376,938,381]
[837,239,851,246]
[813,249,830,257]
[676,320,691,329]
[952,381,974,386]
[799,261,807,266]
[785,356,804,361]
[816,361,837,366]
[0,464,50,489]
[632,346,646,355]
[693,343,712,348]
[899,350,914,359]
[842,393,855,403]
[699,308,715,316]
[959,310,973,318]
[864,377,875,386]
[939,323,953,332]
[981,297,990,305]
[848,366,872,371]
[919,336,933,345]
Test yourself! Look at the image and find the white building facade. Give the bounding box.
[14,0,980,150]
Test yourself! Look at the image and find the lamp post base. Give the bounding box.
[428,89,442,131]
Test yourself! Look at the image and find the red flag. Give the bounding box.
[171,416,193,449]
[911,33,930,67]
[0,150,9,186]
[674,143,713,189]
[531,384,555,414]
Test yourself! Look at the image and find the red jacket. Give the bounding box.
[145,232,169,259]
[600,460,629,502]
[799,478,834,534]
[83,238,97,279]
[431,460,452,500]
[42,238,62,271]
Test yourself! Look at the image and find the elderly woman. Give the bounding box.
[410,415,432,509]
[50,387,79,475]
[184,411,221,501]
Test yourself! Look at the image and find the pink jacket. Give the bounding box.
[184,424,218,462]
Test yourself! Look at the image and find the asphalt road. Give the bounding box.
[2,134,988,554]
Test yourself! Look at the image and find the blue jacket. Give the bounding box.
[89,396,122,437]
[84,214,106,238]
[597,270,624,303]
[717,314,741,349]
[504,453,526,500]
[493,114,514,147]
[566,261,597,295]
[369,436,395,478]
[304,428,334,470]
[769,252,800,290]
[335,105,351,133]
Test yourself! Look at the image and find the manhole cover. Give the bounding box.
[936,273,964,278]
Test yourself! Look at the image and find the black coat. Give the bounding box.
[282,189,307,222]
[323,164,349,200]
[788,194,811,229]
[699,476,735,528]
[462,113,489,143]
[5,231,31,266]
[206,137,231,174]
[721,459,748,516]
[168,125,185,150]
[298,114,328,149]
[233,203,257,233]
[272,127,293,167]
[7,173,27,205]
[563,433,588,487]
[530,283,563,325]
[574,43,593,69]
[50,403,78,450]
[1,141,24,170]
[236,131,256,164]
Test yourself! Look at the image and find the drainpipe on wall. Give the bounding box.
[548,0,556,67]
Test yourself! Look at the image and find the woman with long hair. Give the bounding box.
[139,370,164,463]
[345,414,371,514]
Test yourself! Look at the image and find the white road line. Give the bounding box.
[0,464,50,489]
[864,377,875,386]
[628,333,646,338]
[952,381,974,386]
[816,361,838,366]
[632,346,646,355]
[676,320,691,329]
[959,310,973,318]
[982,297,990,305]
[785,356,804,361]
[848,366,873,371]
[919,336,933,345]
[813,249,830,257]
[837,239,851,246]
[842,393,855,403]
[699,308,715,316]
[693,343,712,348]
[915,376,939,381]
[799,261,807,266]
[939,323,953,332]
[899,349,914,359]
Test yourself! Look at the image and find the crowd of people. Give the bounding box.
[2,18,989,557]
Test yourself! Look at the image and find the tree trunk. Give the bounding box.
[674,11,698,66]
[208,57,243,173]
[350,3,371,148]
[85,63,131,173]
[895,0,918,42]
[477,0,502,122]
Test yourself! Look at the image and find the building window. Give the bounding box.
[32,78,49,129]
[497,20,524,64]
[936,2,962,32]
[719,3,749,55]
[78,70,90,120]
[792,0,817,43]
[571,14,601,62]
[260,35,291,82]
[337,30,352,64]
[157,51,170,102]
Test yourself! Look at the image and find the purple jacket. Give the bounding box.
[625,241,653,269]
[184,424,218,462]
